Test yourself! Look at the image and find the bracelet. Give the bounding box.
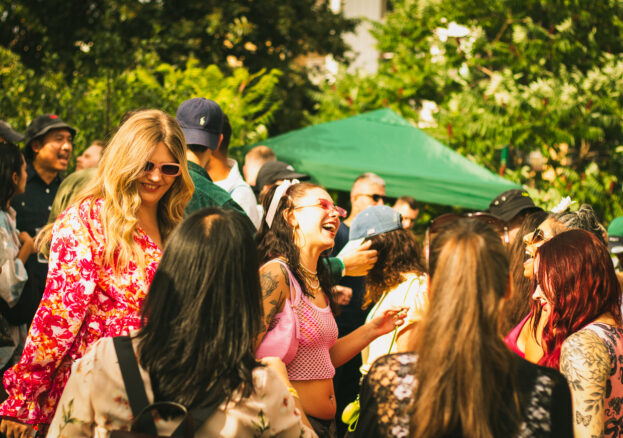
[287,386,300,399]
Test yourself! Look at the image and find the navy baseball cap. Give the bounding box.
[349,205,403,240]
[176,98,224,150]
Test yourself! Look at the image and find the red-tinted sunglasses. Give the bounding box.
[143,161,182,176]
[294,198,348,218]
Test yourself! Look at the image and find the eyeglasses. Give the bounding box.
[523,227,546,247]
[142,161,181,176]
[424,212,510,272]
[294,198,348,218]
[358,193,387,204]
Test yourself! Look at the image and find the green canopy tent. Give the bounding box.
[256,108,519,210]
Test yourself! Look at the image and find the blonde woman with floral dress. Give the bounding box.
[0,110,193,438]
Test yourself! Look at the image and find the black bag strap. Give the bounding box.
[113,336,158,435]
[171,391,223,436]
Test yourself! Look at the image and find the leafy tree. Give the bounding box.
[312,0,623,222]
[0,0,355,133]
[0,47,281,167]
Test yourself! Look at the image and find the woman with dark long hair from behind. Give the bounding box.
[352,219,573,438]
[532,229,623,437]
[47,208,315,437]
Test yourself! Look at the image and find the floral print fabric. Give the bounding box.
[47,335,316,438]
[0,198,161,425]
[353,352,573,438]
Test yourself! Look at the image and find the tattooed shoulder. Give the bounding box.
[560,329,610,390]
[280,264,290,287]
[560,328,610,434]
[260,268,280,298]
[258,262,288,335]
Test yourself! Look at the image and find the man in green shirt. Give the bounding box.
[176,98,248,218]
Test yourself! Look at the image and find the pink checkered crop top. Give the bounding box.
[269,259,339,381]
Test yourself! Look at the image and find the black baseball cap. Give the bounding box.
[0,120,24,143]
[489,189,542,222]
[24,114,76,146]
[176,98,224,150]
[255,161,309,194]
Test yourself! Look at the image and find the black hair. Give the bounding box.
[23,140,36,163]
[256,182,337,311]
[364,228,425,308]
[0,142,25,211]
[396,195,418,210]
[137,208,262,412]
[500,209,548,336]
[220,114,231,151]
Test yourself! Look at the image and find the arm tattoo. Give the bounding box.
[260,270,279,298]
[258,267,286,337]
[280,264,290,287]
[560,329,610,434]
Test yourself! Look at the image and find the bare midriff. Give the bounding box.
[291,378,336,420]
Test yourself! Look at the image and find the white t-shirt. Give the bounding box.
[360,272,428,375]
[214,159,261,229]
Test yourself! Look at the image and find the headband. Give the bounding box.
[265,179,299,228]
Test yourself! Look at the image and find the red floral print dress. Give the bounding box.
[0,198,161,425]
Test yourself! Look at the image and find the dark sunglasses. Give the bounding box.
[361,193,387,203]
[143,161,181,176]
[525,227,546,246]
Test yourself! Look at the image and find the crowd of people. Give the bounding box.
[0,100,622,438]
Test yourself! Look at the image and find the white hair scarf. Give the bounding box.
[265,179,299,228]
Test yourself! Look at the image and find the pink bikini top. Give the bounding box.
[268,260,338,381]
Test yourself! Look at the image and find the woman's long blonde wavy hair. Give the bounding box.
[410,218,520,438]
[37,109,194,271]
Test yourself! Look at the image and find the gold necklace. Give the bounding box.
[299,263,317,275]
[299,265,320,297]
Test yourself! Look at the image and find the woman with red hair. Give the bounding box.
[534,229,623,437]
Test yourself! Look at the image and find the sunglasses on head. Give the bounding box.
[294,198,348,218]
[524,227,546,246]
[143,161,181,176]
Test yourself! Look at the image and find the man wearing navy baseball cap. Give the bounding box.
[176,97,248,219]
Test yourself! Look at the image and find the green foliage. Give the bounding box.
[312,0,623,223]
[0,0,356,134]
[0,47,281,165]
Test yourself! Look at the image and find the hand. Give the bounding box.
[333,285,352,306]
[368,307,408,337]
[261,356,290,387]
[341,240,378,277]
[0,419,36,438]
[17,232,32,246]
[17,232,35,264]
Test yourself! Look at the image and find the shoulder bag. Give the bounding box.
[110,336,221,438]
[255,259,302,364]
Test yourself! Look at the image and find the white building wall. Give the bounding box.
[341,0,384,74]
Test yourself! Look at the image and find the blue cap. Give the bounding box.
[349,205,403,240]
[176,98,224,150]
